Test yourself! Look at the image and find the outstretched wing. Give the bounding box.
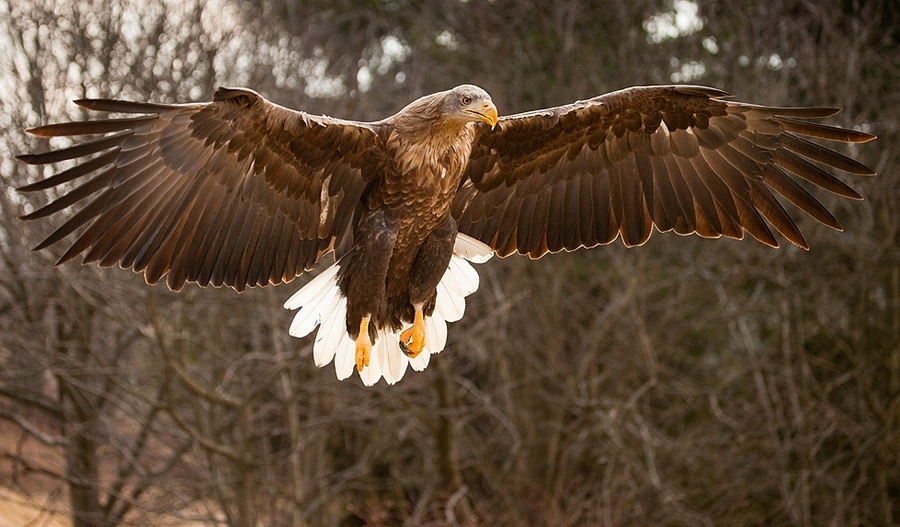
[452,85,875,257]
[18,87,387,291]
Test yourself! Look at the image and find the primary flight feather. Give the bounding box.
[16,84,875,385]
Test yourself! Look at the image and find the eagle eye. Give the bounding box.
[461,96,472,105]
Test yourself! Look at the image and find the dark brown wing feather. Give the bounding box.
[18,87,387,291]
[452,85,875,257]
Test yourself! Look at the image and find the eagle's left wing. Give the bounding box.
[452,85,875,258]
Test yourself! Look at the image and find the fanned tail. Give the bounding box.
[284,234,494,385]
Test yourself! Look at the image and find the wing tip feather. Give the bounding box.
[24,125,57,138]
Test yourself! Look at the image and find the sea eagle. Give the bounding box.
[16,84,875,385]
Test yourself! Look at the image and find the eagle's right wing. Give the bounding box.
[18,87,388,291]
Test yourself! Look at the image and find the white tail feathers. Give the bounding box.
[452,232,494,263]
[284,234,493,385]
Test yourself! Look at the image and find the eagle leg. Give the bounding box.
[355,315,372,371]
[402,216,457,359]
[400,304,426,358]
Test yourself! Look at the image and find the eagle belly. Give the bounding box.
[387,132,478,307]
[283,125,490,385]
[283,234,492,385]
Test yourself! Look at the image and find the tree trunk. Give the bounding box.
[65,401,104,527]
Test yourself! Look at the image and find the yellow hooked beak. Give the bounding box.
[465,100,499,129]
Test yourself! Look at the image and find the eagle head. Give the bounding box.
[443,85,499,129]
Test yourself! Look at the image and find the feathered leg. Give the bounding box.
[339,210,399,371]
[402,215,457,357]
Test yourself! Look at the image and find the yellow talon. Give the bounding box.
[355,316,372,371]
[400,305,426,358]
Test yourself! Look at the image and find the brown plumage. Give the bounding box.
[453,86,874,256]
[16,84,875,385]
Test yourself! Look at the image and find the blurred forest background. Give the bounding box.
[0,0,897,526]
